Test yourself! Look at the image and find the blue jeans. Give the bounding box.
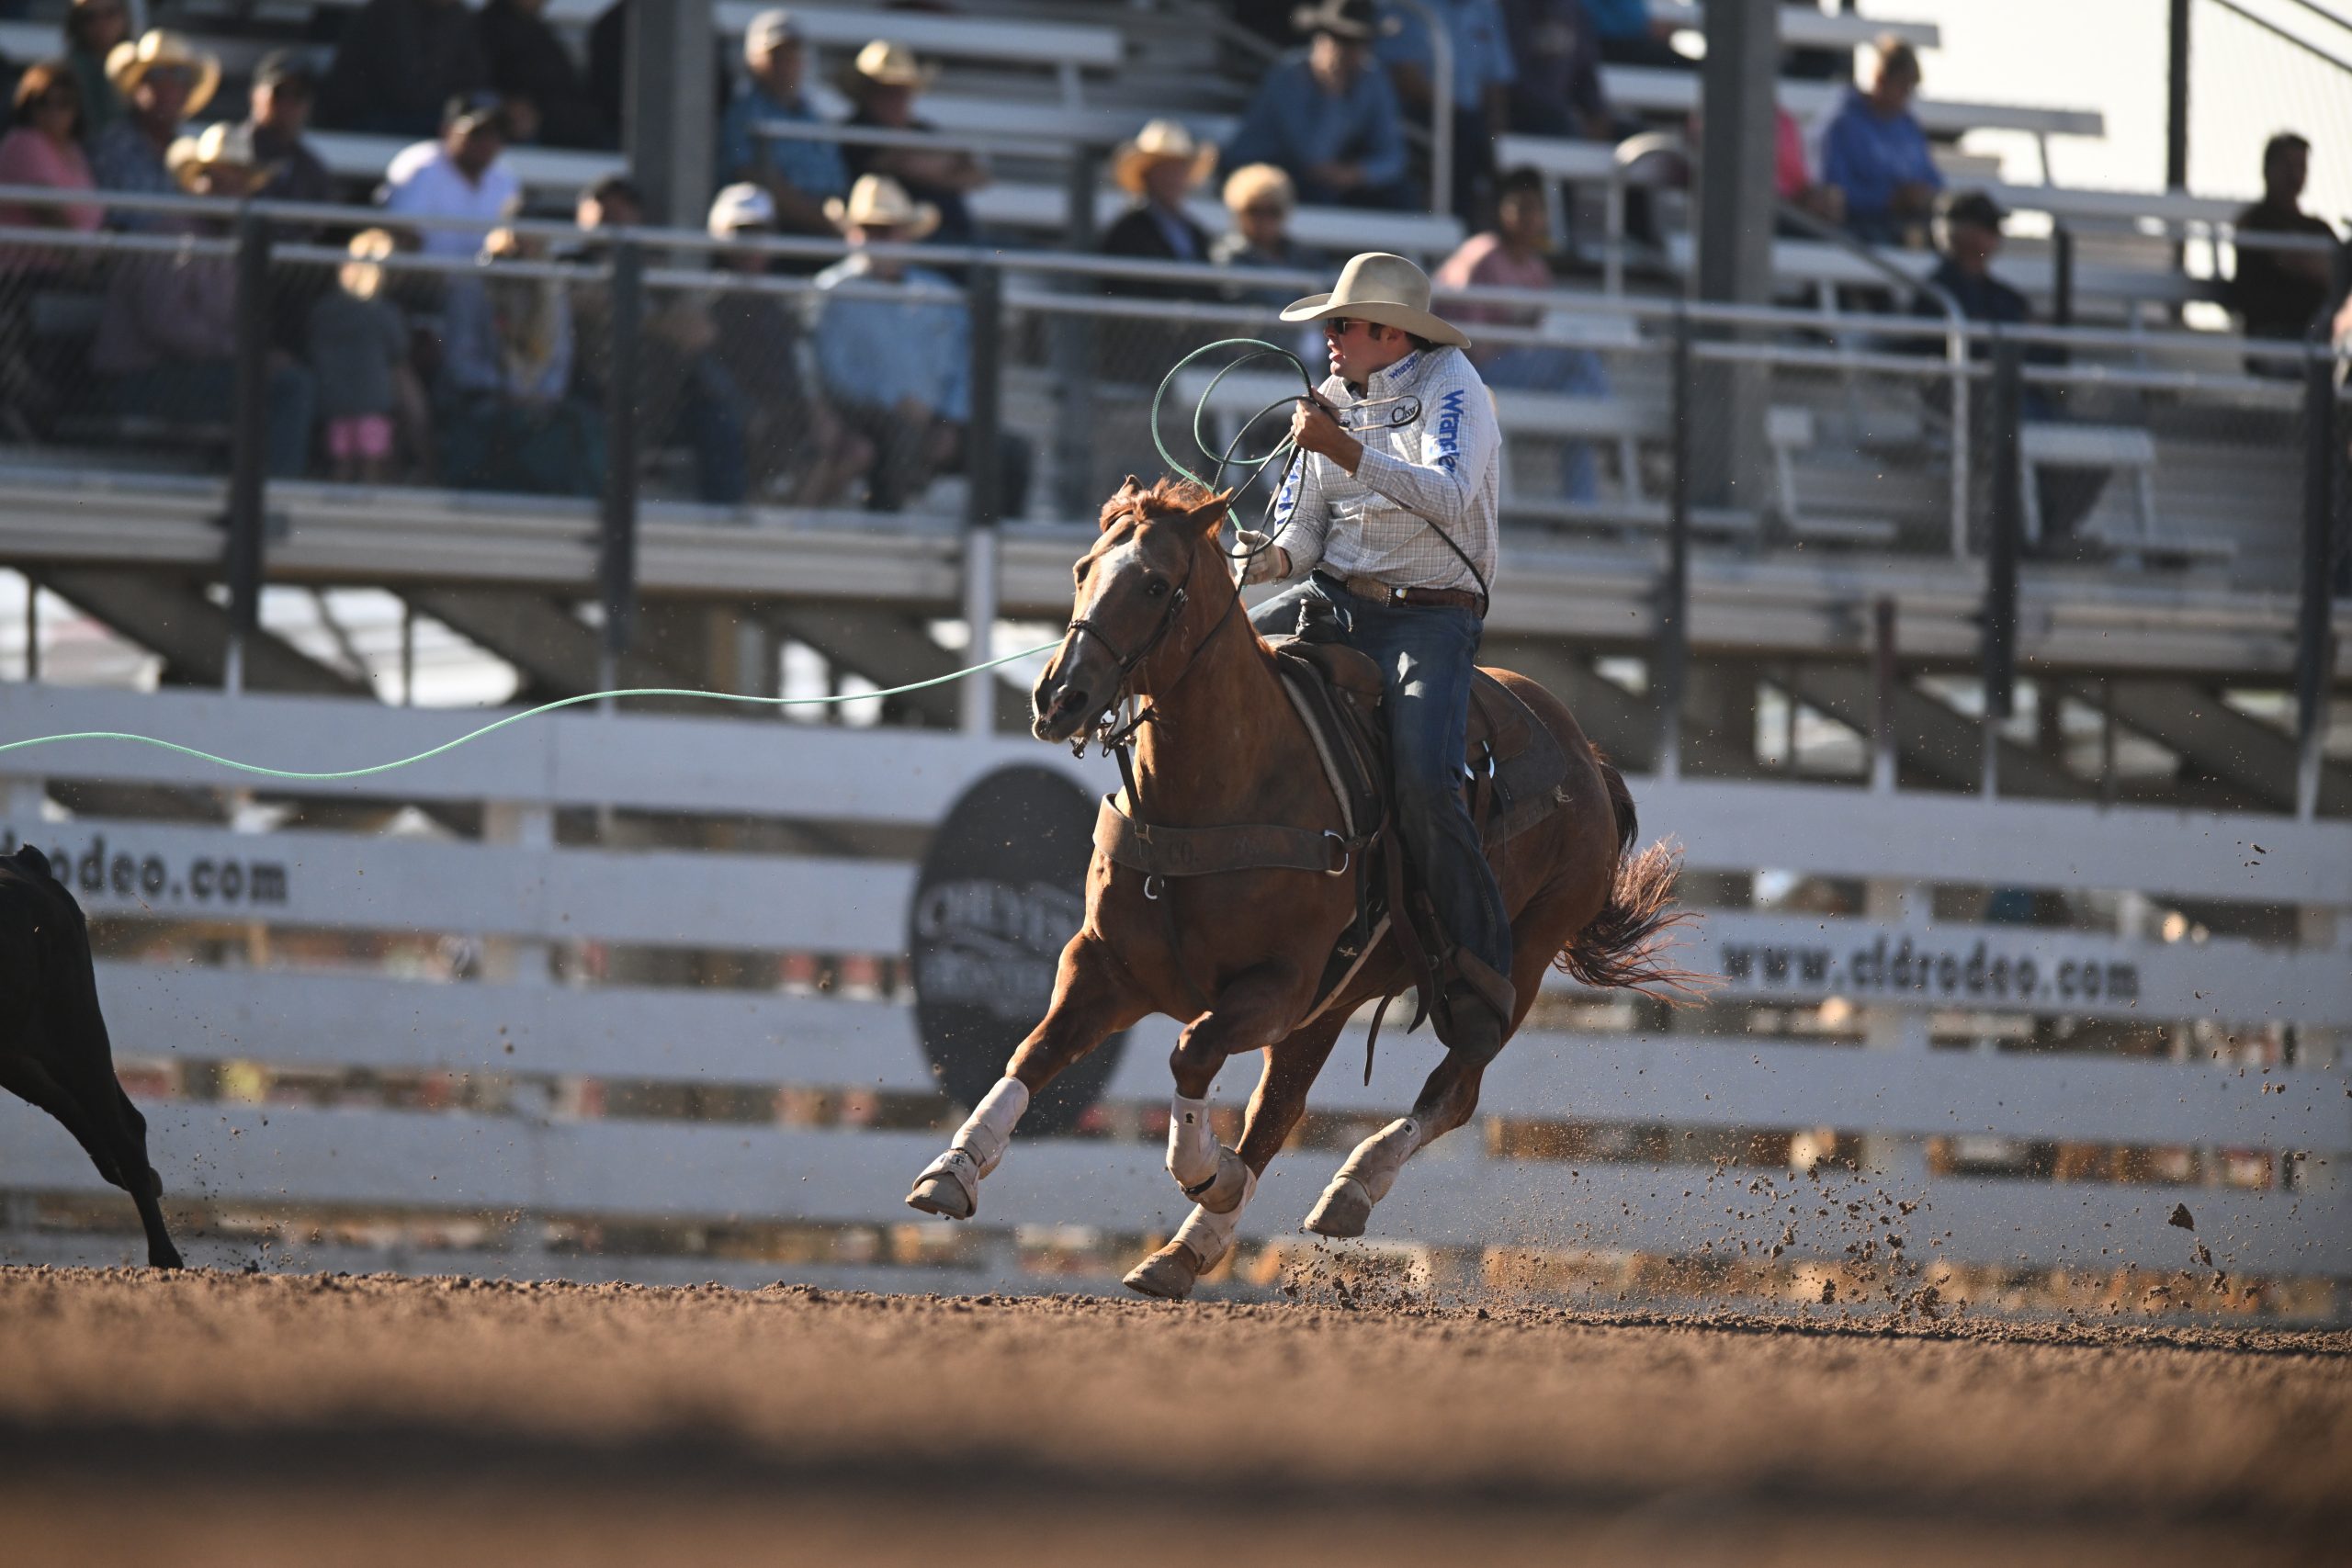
[1482,344,1607,502]
[1251,575,1512,980]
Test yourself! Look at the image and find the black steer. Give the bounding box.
[0,844,183,1268]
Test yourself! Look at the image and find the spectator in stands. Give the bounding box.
[480,0,603,150]
[382,95,521,258]
[1435,164,1607,502]
[1774,105,1842,228]
[813,175,1030,514]
[319,0,490,141]
[90,123,317,476]
[88,31,218,229]
[561,171,639,409]
[1821,35,1941,247]
[707,182,869,506]
[1222,0,1413,211]
[1909,191,2104,542]
[0,62,100,425]
[437,226,604,496]
[63,0,129,146]
[839,41,984,252]
[0,62,102,253]
[1212,162,1318,278]
[1377,0,1514,224]
[242,51,334,207]
[2231,133,2342,366]
[717,9,849,242]
[1498,0,1610,141]
[1101,119,1216,292]
[1583,0,1682,70]
[309,230,424,484]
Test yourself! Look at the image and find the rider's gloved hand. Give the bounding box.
[1235,529,1290,587]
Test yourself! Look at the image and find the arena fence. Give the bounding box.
[0,681,2344,1314]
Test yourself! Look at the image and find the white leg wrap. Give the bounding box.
[1165,1094,1217,1187]
[1335,1116,1422,1207]
[1171,1166,1257,1270]
[951,1077,1030,1178]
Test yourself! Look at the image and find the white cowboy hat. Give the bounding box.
[708,181,778,237]
[164,120,275,192]
[1113,118,1216,197]
[842,39,936,91]
[106,29,221,118]
[743,7,800,58]
[823,173,941,239]
[1280,251,1469,349]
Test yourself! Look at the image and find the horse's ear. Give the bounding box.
[1189,488,1238,534]
[1097,475,1146,532]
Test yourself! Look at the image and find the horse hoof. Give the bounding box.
[905,1174,973,1219]
[1187,1145,1251,1214]
[1124,1241,1204,1301]
[906,1148,982,1219]
[1303,1176,1372,1238]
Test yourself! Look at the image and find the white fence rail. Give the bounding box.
[2,684,2346,1296]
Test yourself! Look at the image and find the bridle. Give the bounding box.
[1059,516,1242,759]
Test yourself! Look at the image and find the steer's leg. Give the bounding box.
[1125,1003,1340,1301]
[906,935,1142,1220]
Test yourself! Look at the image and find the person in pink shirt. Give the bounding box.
[0,62,105,274]
[1432,165,1608,502]
[1774,106,1843,226]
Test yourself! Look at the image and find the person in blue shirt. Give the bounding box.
[1376,0,1514,221]
[716,9,847,243]
[813,175,1031,514]
[1221,0,1414,210]
[1821,36,1943,247]
[1583,0,1684,70]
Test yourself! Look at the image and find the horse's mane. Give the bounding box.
[1097,474,1218,529]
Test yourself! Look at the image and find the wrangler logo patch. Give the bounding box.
[1434,388,1466,470]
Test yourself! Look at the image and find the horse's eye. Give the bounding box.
[1145,577,1170,597]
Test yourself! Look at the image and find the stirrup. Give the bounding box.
[1433,951,1515,1064]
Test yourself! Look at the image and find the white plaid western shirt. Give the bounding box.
[1269,344,1501,595]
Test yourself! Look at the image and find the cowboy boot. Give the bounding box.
[1436,950,1515,1065]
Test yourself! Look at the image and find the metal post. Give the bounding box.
[2295,344,2336,821]
[961,266,1003,737]
[1053,146,1101,524]
[623,0,716,229]
[1871,596,1897,795]
[1657,305,1692,778]
[599,239,645,676]
[2052,226,2075,329]
[400,601,415,708]
[21,574,36,683]
[1983,336,2025,800]
[223,208,275,698]
[1692,0,1779,512]
[1390,0,1454,217]
[2165,0,2191,193]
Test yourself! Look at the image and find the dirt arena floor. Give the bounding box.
[0,1268,2346,1567]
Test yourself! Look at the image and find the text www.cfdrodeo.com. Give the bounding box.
[4,830,288,908]
[1716,935,2139,1005]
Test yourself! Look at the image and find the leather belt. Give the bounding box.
[1323,571,1485,615]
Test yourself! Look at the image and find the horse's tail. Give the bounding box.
[1555,757,1710,999]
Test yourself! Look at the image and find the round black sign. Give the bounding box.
[908,765,1125,1134]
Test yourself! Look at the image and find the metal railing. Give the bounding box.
[0,185,2340,783]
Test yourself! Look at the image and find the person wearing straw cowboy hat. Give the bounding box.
[91,118,318,477]
[87,29,220,228]
[1101,119,1218,296]
[1239,249,1516,1059]
[812,174,1031,515]
[841,39,983,248]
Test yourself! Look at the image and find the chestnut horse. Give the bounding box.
[907,477,1685,1299]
